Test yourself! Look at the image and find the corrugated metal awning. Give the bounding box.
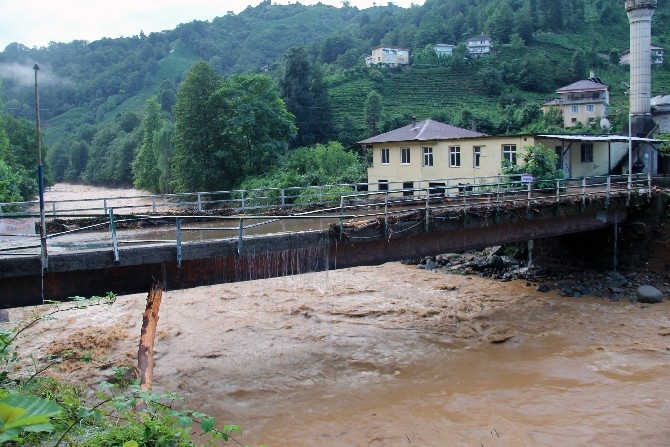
[538,134,664,143]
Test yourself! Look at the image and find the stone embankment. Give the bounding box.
[410,244,668,304]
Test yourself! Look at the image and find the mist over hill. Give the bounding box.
[0,0,669,193]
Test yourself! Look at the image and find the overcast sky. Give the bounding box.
[1,0,424,50]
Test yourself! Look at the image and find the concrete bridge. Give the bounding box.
[0,178,654,308]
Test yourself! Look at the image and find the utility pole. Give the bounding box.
[34,64,48,272]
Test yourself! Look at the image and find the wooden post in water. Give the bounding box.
[137,281,163,391]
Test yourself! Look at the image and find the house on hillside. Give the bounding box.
[541,75,610,128]
[620,46,664,65]
[359,119,662,192]
[365,46,410,68]
[466,34,492,56]
[434,44,454,58]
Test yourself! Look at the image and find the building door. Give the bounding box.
[556,146,570,178]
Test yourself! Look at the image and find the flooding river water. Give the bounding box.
[7,185,670,446]
[9,258,670,447]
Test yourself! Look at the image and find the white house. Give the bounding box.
[466,34,492,55]
[365,46,410,68]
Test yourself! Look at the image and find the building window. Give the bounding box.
[586,104,595,112]
[571,118,577,123]
[473,146,482,168]
[378,180,388,191]
[502,144,517,165]
[401,147,410,165]
[571,105,579,113]
[423,147,433,166]
[403,181,413,196]
[381,148,390,165]
[449,146,461,167]
[581,144,594,163]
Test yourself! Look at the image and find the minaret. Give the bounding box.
[625,0,657,136]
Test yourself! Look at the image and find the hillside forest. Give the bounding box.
[1,0,670,202]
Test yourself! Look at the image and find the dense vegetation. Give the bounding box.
[1,0,669,200]
[0,296,250,446]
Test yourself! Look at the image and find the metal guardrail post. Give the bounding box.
[526,181,532,219]
[605,176,611,209]
[237,218,244,255]
[581,177,586,212]
[425,189,430,232]
[109,208,119,263]
[463,188,468,227]
[384,191,389,238]
[241,191,246,210]
[281,189,286,207]
[495,180,500,223]
[197,193,203,212]
[51,201,56,216]
[103,199,108,215]
[152,197,157,213]
[647,173,652,199]
[319,186,323,204]
[339,216,343,242]
[176,217,182,268]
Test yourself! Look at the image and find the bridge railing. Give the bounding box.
[0,173,653,259]
[0,173,654,219]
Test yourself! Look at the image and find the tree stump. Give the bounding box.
[137,281,163,391]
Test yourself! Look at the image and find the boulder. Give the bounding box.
[636,285,664,304]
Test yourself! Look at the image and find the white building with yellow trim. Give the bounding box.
[359,119,661,192]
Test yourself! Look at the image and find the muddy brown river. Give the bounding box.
[5,184,670,446]
[8,263,670,447]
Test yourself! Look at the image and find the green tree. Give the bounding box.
[503,143,564,187]
[154,122,175,194]
[171,62,225,193]
[157,79,177,113]
[82,115,141,186]
[214,73,296,180]
[484,0,514,44]
[0,111,47,201]
[478,67,504,96]
[363,91,383,137]
[279,46,334,149]
[132,98,164,192]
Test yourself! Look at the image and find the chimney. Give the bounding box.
[411,116,416,128]
[625,0,657,135]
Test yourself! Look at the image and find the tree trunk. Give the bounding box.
[137,281,163,391]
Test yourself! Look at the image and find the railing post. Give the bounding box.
[109,208,119,263]
[152,197,157,213]
[51,201,56,217]
[526,181,532,219]
[605,175,611,209]
[384,191,389,238]
[425,188,430,232]
[175,217,182,268]
[647,172,652,200]
[103,198,108,215]
[495,179,500,223]
[281,189,286,207]
[319,186,323,204]
[197,193,203,212]
[237,218,244,255]
[581,177,586,212]
[463,187,468,226]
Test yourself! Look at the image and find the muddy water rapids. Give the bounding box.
[5,184,670,447]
